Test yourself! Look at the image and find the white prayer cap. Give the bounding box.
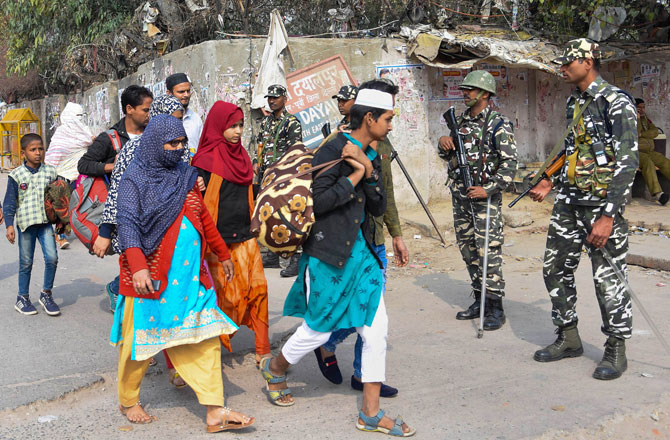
[353,89,394,111]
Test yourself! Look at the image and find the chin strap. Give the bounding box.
[466,90,485,107]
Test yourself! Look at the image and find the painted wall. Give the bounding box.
[6,38,665,206]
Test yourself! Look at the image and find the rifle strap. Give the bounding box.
[475,108,494,186]
[271,113,290,161]
[529,94,595,186]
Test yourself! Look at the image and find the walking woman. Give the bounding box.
[111,114,254,432]
[97,94,188,387]
[192,101,271,366]
[259,81,415,436]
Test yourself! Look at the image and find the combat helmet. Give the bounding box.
[459,70,496,96]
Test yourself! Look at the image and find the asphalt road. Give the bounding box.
[1,173,669,439]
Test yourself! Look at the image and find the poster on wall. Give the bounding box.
[285,55,356,148]
[480,63,508,81]
[375,64,425,132]
[641,64,661,80]
[441,69,469,100]
[95,89,111,127]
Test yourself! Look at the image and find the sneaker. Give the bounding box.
[15,295,38,315]
[39,290,61,316]
[56,235,70,249]
[106,282,118,313]
[659,193,669,206]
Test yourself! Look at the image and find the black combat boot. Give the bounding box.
[280,253,301,277]
[456,291,481,320]
[534,324,583,362]
[483,296,506,331]
[262,251,280,269]
[593,336,627,380]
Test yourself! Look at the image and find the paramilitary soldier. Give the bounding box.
[254,84,303,277]
[438,70,518,331]
[529,39,638,380]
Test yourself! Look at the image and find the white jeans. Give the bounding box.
[281,267,388,382]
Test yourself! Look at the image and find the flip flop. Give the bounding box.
[206,407,255,433]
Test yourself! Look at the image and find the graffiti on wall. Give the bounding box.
[45,100,62,146]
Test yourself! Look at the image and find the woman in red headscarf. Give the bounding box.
[192,101,270,366]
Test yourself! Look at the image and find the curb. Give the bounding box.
[400,217,451,243]
[626,253,670,272]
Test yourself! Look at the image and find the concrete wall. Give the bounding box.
[7,38,663,207]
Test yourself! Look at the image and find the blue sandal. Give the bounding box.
[259,357,295,407]
[356,409,416,437]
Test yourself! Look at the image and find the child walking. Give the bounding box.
[3,133,60,316]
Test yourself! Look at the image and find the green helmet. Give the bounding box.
[459,70,496,96]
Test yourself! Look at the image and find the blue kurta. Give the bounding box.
[110,217,238,361]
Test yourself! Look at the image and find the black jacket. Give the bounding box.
[77,118,130,177]
[303,133,386,268]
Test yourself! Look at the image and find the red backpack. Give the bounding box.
[69,130,121,251]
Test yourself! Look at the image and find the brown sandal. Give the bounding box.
[206,407,255,433]
[119,401,157,424]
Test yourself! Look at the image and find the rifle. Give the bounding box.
[321,122,331,138]
[443,107,476,223]
[508,153,565,208]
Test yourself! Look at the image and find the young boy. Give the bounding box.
[4,133,60,316]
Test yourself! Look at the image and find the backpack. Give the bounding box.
[69,176,110,251]
[68,129,121,251]
[250,143,341,258]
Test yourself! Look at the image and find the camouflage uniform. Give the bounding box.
[439,107,518,298]
[255,85,303,178]
[543,40,638,339]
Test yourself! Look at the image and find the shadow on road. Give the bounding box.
[0,261,18,282]
[54,277,106,309]
[414,272,603,361]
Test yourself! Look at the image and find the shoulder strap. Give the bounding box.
[106,130,122,152]
[271,114,291,161]
[475,109,495,185]
[529,94,596,186]
[490,118,505,150]
[264,158,343,190]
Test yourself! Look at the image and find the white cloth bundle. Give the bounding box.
[45,103,94,181]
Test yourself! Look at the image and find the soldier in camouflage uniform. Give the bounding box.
[529,39,638,380]
[254,84,303,179]
[438,70,518,331]
[255,84,303,276]
[333,85,358,129]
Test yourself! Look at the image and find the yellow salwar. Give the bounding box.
[117,297,225,407]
